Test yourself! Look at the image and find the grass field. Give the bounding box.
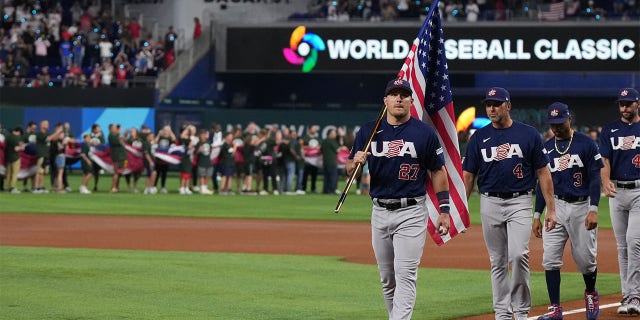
[0,172,619,319]
[0,247,622,320]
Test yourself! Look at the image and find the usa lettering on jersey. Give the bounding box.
[371,140,417,158]
[549,154,584,172]
[481,143,524,162]
[610,135,640,150]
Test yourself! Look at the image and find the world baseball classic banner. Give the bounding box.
[223,22,639,73]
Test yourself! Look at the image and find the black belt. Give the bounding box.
[617,181,639,189]
[557,195,588,203]
[483,190,531,200]
[375,198,418,211]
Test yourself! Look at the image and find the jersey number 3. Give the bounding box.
[399,164,420,181]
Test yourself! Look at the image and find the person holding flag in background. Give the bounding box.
[345,1,470,318]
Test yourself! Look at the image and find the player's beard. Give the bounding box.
[620,108,638,123]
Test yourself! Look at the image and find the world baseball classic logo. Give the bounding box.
[282,26,326,73]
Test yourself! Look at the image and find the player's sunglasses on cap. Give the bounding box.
[616,88,640,103]
[482,87,510,104]
[385,78,413,96]
[546,102,570,124]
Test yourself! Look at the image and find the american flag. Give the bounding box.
[538,2,565,21]
[397,0,470,245]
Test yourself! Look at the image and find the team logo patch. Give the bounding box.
[386,140,405,158]
[488,89,496,96]
[550,109,559,117]
[621,89,629,97]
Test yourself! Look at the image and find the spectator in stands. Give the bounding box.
[59,35,72,68]
[63,62,85,87]
[127,17,141,50]
[466,0,480,21]
[115,61,132,88]
[47,7,62,42]
[98,34,112,61]
[12,50,29,86]
[0,53,14,86]
[33,34,50,67]
[164,25,177,53]
[89,62,101,87]
[381,1,398,20]
[72,35,85,66]
[193,17,201,39]
[133,51,148,75]
[35,65,50,87]
[21,25,35,58]
[99,58,114,87]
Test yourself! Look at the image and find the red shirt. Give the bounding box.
[129,21,141,39]
[193,23,202,39]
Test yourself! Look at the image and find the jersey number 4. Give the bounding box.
[513,163,523,179]
[633,154,640,168]
[399,164,420,181]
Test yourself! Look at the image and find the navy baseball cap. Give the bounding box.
[616,88,640,102]
[385,78,413,96]
[546,102,570,124]
[482,87,510,103]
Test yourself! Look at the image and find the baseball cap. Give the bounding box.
[546,102,570,124]
[616,88,640,102]
[482,87,510,103]
[385,78,413,96]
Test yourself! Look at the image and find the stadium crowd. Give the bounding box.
[0,120,359,196]
[292,0,640,22]
[0,0,176,88]
[1,118,605,196]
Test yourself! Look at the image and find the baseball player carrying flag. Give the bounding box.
[340,2,470,319]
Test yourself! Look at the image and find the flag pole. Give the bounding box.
[334,106,387,213]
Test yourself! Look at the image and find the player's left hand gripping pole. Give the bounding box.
[334,106,387,213]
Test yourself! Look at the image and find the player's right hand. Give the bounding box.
[532,219,542,238]
[602,181,617,198]
[353,151,371,166]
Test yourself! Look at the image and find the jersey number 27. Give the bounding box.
[399,164,420,181]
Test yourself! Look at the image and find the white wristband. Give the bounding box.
[589,205,598,213]
[533,212,541,219]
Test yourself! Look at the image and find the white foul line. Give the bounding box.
[528,302,621,319]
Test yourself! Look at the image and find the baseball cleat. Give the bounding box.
[618,297,629,314]
[628,297,640,315]
[537,304,563,320]
[584,289,599,319]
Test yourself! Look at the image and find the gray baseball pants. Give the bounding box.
[480,194,532,320]
[372,196,427,320]
[609,184,640,298]
[542,198,597,274]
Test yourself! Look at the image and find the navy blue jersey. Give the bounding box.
[599,119,640,181]
[535,132,603,212]
[349,117,445,199]
[463,121,549,193]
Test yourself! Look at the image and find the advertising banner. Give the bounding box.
[225,23,639,73]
